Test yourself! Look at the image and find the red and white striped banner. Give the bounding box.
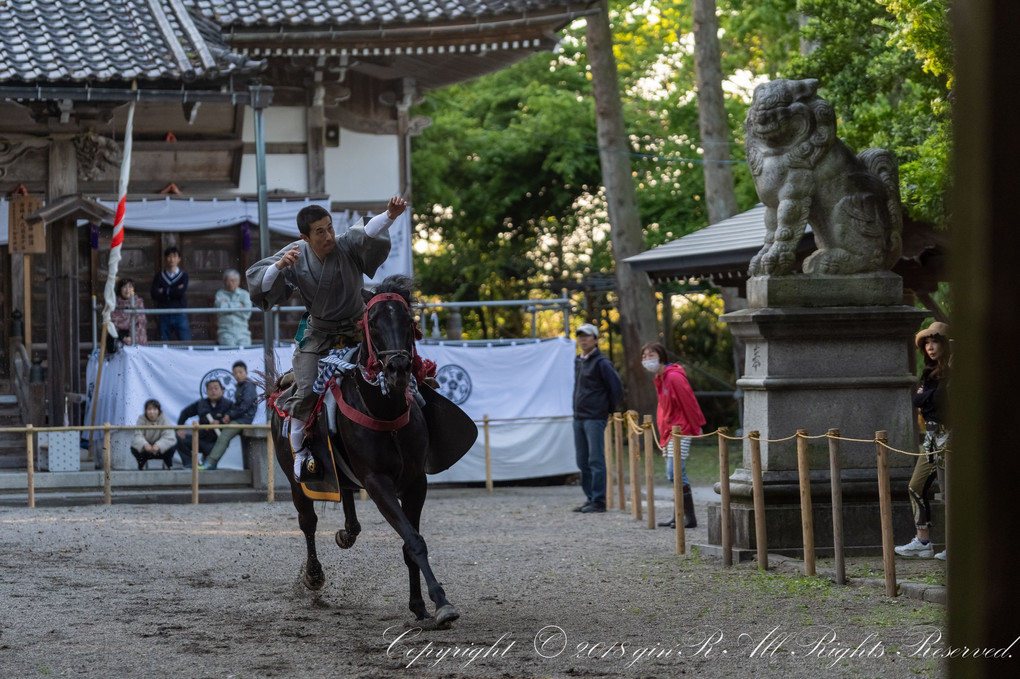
[101,101,136,339]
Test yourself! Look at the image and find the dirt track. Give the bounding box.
[0,485,951,678]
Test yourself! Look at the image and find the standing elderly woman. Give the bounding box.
[895,322,952,560]
[214,269,253,346]
[641,341,706,529]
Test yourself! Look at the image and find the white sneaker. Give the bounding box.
[895,536,934,558]
[934,549,947,560]
[293,449,309,481]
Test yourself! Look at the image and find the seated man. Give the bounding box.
[200,361,258,470]
[175,378,232,468]
[246,197,405,481]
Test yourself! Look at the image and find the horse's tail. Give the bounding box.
[250,359,291,412]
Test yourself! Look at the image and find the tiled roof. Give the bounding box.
[0,0,260,84]
[188,0,580,27]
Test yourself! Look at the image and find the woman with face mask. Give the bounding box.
[641,341,707,529]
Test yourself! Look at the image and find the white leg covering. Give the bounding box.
[288,417,309,480]
[288,417,306,452]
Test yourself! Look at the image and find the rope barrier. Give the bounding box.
[608,414,947,458]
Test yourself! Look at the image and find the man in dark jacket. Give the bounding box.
[572,323,623,513]
[175,378,232,468]
[200,361,258,470]
[150,246,191,341]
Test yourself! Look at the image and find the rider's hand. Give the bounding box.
[275,246,300,270]
[386,196,407,220]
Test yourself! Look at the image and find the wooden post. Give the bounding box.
[672,426,685,555]
[88,324,110,460]
[796,429,815,576]
[483,415,493,492]
[718,427,732,567]
[828,429,846,585]
[643,414,655,529]
[191,424,199,504]
[876,430,898,597]
[103,424,112,505]
[604,422,614,509]
[266,428,275,503]
[614,413,625,511]
[749,431,767,571]
[628,411,641,521]
[26,424,35,509]
[23,254,32,352]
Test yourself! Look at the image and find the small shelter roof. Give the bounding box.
[625,204,947,294]
[23,195,114,226]
[0,0,260,84]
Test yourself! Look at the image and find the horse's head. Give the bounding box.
[361,275,417,393]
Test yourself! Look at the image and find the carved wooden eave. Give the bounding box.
[222,5,601,94]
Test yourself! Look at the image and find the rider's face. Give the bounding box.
[300,217,336,260]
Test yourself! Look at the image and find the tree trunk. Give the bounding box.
[693,0,739,224]
[585,2,658,416]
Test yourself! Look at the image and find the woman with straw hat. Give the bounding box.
[895,322,951,560]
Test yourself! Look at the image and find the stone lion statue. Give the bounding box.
[744,78,902,276]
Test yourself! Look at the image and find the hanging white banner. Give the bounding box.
[83,337,580,481]
[416,337,578,483]
[0,196,413,285]
[85,346,293,470]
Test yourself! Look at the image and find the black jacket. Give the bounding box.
[573,348,623,420]
[913,367,948,425]
[228,381,258,425]
[177,397,233,443]
[151,269,189,309]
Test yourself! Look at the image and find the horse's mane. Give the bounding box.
[372,274,416,306]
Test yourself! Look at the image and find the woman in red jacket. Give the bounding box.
[641,341,706,529]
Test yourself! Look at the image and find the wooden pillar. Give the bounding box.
[46,140,78,427]
[306,102,326,194]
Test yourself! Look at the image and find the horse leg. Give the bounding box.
[365,474,459,625]
[289,479,324,591]
[335,488,361,549]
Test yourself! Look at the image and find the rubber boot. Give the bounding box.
[683,484,697,528]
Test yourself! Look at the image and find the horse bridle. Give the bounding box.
[361,292,413,378]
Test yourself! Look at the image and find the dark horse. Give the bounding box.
[269,275,459,626]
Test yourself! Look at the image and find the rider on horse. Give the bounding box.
[246,197,407,481]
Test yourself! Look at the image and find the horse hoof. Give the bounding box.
[301,563,325,591]
[435,605,460,627]
[335,530,357,550]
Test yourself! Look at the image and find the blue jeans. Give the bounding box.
[159,312,191,341]
[573,418,607,507]
[665,438,691,487]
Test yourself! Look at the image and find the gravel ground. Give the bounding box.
[0,484,949,678]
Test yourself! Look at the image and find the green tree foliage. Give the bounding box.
[788,0,953,228]
[411,1,761,339]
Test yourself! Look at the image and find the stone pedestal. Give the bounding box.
[708,274,929,556]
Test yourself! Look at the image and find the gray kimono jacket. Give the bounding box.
[246,226,390,417]
[246,226,390,334]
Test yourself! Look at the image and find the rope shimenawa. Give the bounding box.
[619,411,941,457]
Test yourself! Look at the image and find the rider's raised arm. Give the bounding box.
[246,243,298,311]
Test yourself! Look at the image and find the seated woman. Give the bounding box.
[110,278,148,346]
[130,399,176,470]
